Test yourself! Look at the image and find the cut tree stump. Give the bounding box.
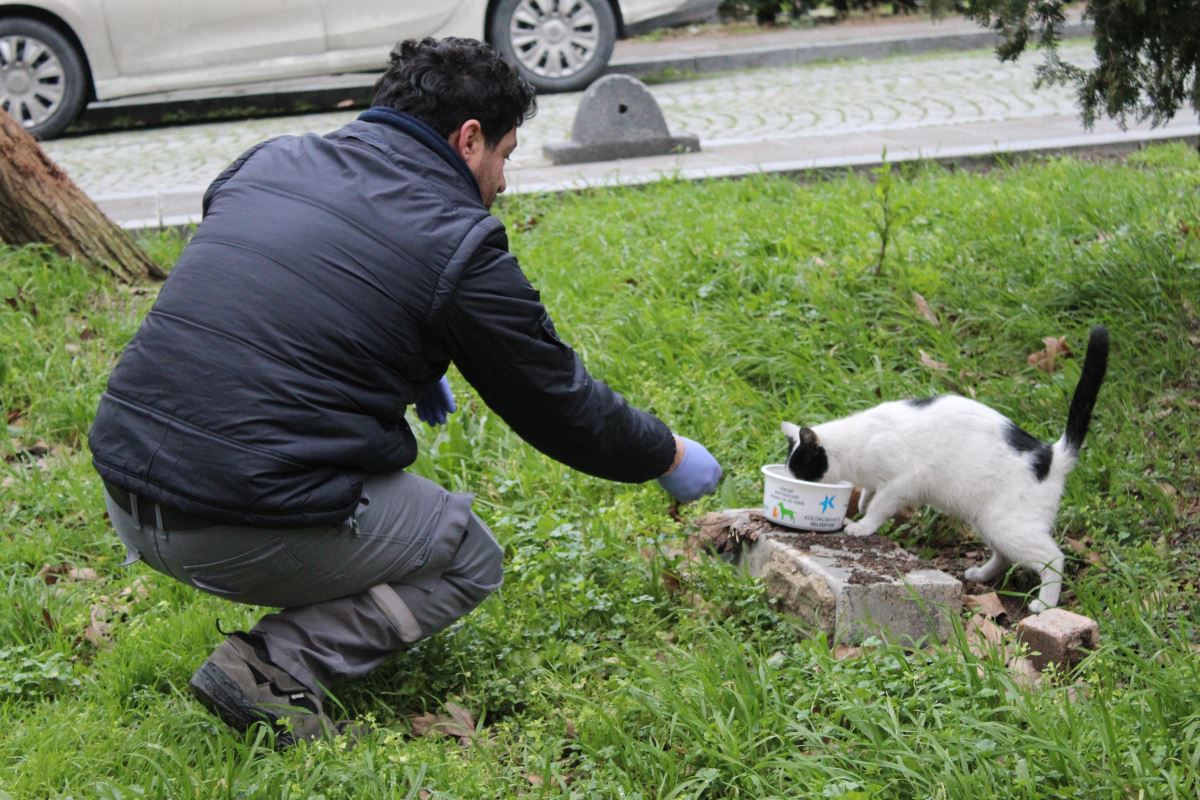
[0,110,164,282]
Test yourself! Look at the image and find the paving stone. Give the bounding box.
[1016,608,1100,671]
[728,510,962,645]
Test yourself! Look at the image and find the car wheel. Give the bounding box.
[0,17,89,140]
[489,0,617,93]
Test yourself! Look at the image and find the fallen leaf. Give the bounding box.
[1064,537,1091,556]
[79,327,96,342]
[419,791,432,800]
[834,645,864,660]
[964,593,1007,620]
[409,712,443,738]
[564,718,577,739]
[912,292,940,327]
[919,350,948,371]
[409,704,476,747]
[4,408,23,426]
[41,607,55,631]
[1027,336,1072,374]
[64,343,81,355]
[1006,656,1043,689]
[966,613,1006,657]
[526,774,544,788]
[1158,481,1177,498]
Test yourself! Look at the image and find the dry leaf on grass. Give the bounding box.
[409,703,477,747]
[833,645,864,661]
[1065,537,1106,569]
[966,613,1006,658]
[1028,336,1073,374]
[1006,656,1043,690]
[912,292,940,327]
[964,593,1007,620]
[38,563,100,584]
[919,350,949,371]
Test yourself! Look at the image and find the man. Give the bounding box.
[88,38,721,746]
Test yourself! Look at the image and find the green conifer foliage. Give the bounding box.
[927,0,1199,126]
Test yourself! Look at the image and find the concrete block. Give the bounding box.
[733,511,962,645]
[544,75,699,165]
[1016,608,1100,671]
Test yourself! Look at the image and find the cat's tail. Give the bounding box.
[1059,325,1110,456]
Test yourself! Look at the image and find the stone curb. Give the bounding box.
[607,21,1093,79]
[104,126,1199,231]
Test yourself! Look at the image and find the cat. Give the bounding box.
[781,326,1109,612]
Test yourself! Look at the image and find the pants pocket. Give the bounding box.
[182,537,302,601]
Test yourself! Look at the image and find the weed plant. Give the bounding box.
[1,145,1198,798]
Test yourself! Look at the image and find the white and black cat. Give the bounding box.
[782,326,1109,612]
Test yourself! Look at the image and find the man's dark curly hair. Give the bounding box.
[372,37,537,146]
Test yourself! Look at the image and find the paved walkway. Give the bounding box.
[39,20,1199,229]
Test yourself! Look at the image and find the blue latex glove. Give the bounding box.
[415,376,456,426]
[657,435,722,503]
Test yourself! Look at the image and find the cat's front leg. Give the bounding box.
[842,483,907,537]
[856,487,873,515]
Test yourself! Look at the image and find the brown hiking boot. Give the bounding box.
[188,632,341,748]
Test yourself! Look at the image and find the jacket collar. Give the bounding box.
[357,107,482,201]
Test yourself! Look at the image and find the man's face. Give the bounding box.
[453,121,517,209]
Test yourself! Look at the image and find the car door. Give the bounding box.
[318,0,465,52]
[100,0,325,77]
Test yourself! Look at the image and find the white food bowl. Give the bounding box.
[761,464,853,532]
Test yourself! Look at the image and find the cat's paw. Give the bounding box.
[963,566,986,583]
[842,520,872,537]
[1028,599,1051,614]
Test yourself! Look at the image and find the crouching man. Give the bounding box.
[88,37,721,746]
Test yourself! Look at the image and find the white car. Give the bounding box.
[1,0,720,139]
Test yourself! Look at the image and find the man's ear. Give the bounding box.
[449,119,485,161]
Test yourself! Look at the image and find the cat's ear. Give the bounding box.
[780,421,801,451]
[787,426,829,481]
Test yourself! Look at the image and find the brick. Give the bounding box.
[732,510,962,645]
[1016,608,1100,671]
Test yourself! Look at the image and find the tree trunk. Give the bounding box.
[0,111,165,282]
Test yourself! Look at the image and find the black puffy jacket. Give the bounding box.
[89,108,676,527]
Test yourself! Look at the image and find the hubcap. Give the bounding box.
[509,0,601,80]
[0,34,66,129]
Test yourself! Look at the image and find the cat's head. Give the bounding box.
[781,421,829,481]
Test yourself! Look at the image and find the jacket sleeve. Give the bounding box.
[432,236,676,483]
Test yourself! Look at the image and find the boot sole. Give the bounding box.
[188,662,290,742]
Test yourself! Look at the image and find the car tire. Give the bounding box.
[0,17,89,140]
[489,0,617,94]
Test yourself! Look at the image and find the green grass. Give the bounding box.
[2,144,1198,798]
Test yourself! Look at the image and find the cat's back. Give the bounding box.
[868,394,1010,443]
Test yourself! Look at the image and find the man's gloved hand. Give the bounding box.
[415,376,456,426]
[657,435,722,503]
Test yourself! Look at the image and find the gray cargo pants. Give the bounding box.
[105,470,503,696]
